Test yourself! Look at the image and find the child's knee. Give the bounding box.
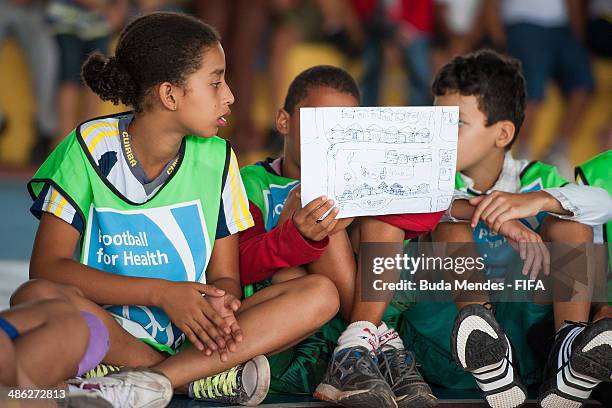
[359,218,404,242]
[542,218,593,243]
[9,279,71,306]
[300,275,340,322]
[432,222,474,242]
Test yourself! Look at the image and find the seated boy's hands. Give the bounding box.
[293,196,340,241]
[278,186,341,241]
[205,294,243,362]
[470,191,553,232]
[156,282,232,355]
[497,220,551,280]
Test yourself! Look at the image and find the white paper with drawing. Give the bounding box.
[300,106,459,218]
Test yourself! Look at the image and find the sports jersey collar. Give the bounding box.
[118,114,184,190]
[261,157,284,177]
[75,111,187,206]
[458,151,528,195]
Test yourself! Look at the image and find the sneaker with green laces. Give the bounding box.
[83,363,123,379]
[188,355,270,406]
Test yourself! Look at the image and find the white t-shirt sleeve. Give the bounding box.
[544,183,612,226]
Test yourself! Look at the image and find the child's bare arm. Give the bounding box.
[30,213,170,306]
[205,234,244,360]
[469,191,570,231]
[447,198,477,221]
[207,234,242,300]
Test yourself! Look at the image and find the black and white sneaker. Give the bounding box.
[451,303,527,408]
[538,318,612,408]
[377,347,437,407]
[314,346,397,408]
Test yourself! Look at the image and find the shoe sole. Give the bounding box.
[314,382,398,408]
[242,355,271,406]
[452,305,507,371]
[571,318,612,383]
[396,392,437,408]
[485,385,526,408]
[538,391,583,408]
[452,305,526,408]
[539,319,612,408]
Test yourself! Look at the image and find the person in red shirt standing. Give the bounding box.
[239,65,442,407]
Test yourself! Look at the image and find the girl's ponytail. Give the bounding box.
[81,52,138,107]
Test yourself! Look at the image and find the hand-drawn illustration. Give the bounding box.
[301,106,459,218]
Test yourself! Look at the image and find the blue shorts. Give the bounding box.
[0,317,19,340]
[506,23,594,101]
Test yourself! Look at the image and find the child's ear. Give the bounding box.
[158,82,178,111]
[495,120,516,149]
[275,108,291,136]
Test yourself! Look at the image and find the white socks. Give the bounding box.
[336,321,379,352]
[378,321,404,351]
[335,321,404,353]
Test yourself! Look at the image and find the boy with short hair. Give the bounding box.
[421,50,612,408]
[239,65,440,407]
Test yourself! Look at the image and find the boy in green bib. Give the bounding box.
[240,66,438,408]
[14,12,340,407]
[402,50,612,408]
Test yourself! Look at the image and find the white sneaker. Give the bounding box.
[68,368,173,408]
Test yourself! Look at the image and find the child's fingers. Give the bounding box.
[219,348,229,362]
[228,320,243,343]
[182,325,205,352]
[229,298,241,312]
[192,323,220,352]
[199,299,231,332]
[471,196,493,227]
[226,338,237,353]
[522,244,536,277]
[492,213,512,233]
[530,245,543,280]
[302,196,328,214]
[469,195,486,206]
[309,200,335,222]
[317,207,339,228]
[195,283,225,297]
[541,242,551,276]
[485,207,507,230]
[480,201,501,225]
[193,312,226,350]
[318,219,339,240]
